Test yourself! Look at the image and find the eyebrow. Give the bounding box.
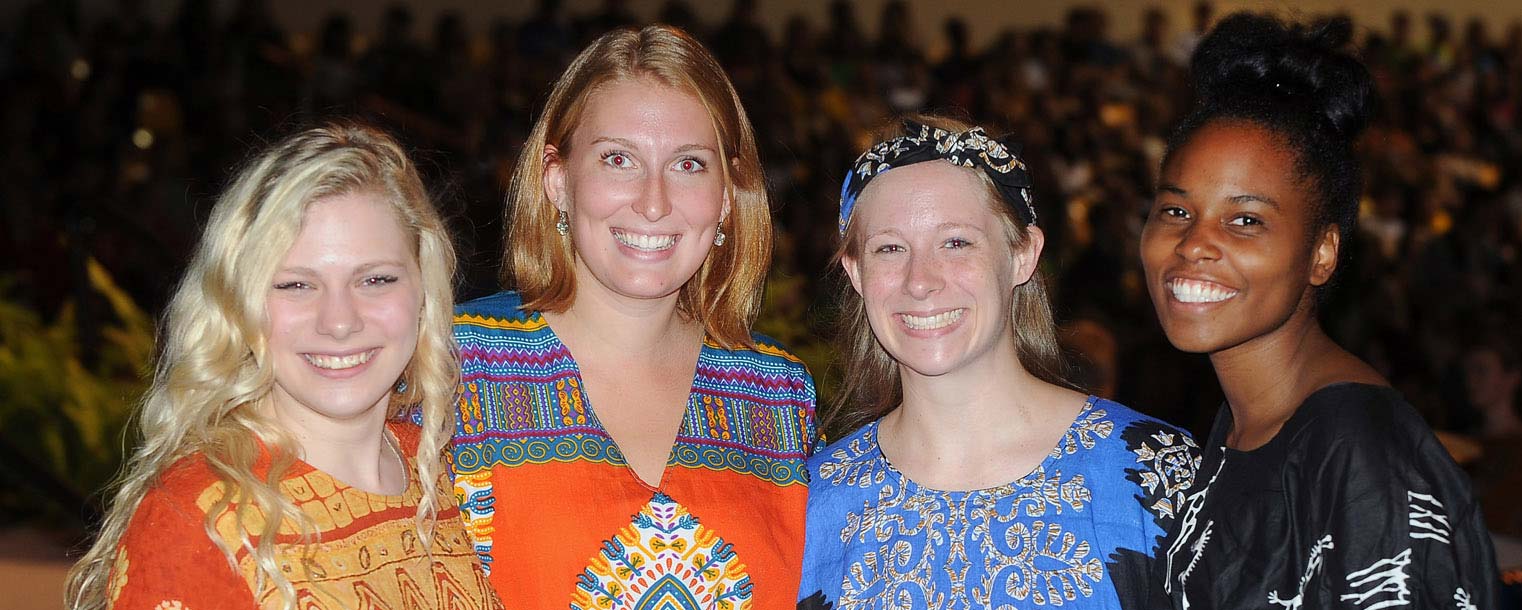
[1155,184,1280,209]
[1228,193,1280,209]
[277,261,408,276]
[589,137,717,155]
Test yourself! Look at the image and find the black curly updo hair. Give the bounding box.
[1167,13,1377,258]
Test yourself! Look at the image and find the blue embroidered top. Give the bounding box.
[797,397,1201,610]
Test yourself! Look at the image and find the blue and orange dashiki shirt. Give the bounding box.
[452,292,817,609]
[798,396,1200,610]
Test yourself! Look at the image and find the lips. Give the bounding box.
[612,229,678,252]
[302,349,377,370]
[1166,278,1239,304]
[900,308,966,330]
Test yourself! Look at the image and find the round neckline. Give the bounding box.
[281,424,423,502]
[1218,381,1395,457]
[867,395,1101,496]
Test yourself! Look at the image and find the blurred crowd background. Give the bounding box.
[1,0,1520,560]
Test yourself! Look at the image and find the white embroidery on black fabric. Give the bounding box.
[1267,535,1336,610]
[1340,548,1413,610]
[1407,491,1452,544]
[1165,451,1226,610]
[1454,587,1477,610]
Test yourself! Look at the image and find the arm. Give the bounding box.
[1301,427,1500,610]
[108,488,257,610]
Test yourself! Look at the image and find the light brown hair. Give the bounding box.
[825,114,1071,440]
[504,25,771,349]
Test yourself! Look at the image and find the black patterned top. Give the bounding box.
[1162,383,1502,610]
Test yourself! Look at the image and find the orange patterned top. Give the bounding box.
[106,422,501,610]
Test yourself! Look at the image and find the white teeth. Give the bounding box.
[901,309,965,330]
[303,350,374,370]
[1168,279,1238,304]
[613,230,677,251]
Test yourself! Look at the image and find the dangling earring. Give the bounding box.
[555,210,569,236]
[713,224,727,247]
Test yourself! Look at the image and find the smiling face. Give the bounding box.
[543,77,728,306]
[1140,120,1339,355]
[266,191,422,429]
[843,162,1041,379]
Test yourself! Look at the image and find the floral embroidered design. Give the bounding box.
[573,493,753,610]
[454,469,497,574]
[828,424,1103,609]
[1123,422,1201,521]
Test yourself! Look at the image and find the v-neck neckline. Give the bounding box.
[536,310,707,491]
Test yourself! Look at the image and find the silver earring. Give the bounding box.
[713,225,726,247]
[555,210,569,236]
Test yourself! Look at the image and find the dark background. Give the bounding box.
[0,0,1518,574]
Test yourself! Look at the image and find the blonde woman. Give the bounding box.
[450,26,816,607]
[798,115,1201,609]
[65,123,499,610]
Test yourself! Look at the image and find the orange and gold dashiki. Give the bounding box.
[108,422,501,610]
[452,292,818,609]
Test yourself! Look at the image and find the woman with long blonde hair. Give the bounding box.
[65,122,499,610]
[449,25,816,608]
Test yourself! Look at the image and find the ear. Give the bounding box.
[841,254,864,297]
[1309,224,1340,287]
[1012,226,1046,286]
[543,144,569,212]
[721,156,740,222]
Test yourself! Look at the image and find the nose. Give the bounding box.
[904,251,943,299]
[316,286,364,339]
[1175,222,1222,263]
[634,172,674,222]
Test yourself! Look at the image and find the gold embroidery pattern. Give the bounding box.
[823,403,1112,609]
[107,547,129,604]
[196,466,498,609]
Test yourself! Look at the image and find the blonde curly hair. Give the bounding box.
[65,121,458,610]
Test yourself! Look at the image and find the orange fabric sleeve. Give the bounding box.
[108,470,256,610]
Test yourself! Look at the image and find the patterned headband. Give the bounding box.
[838,121,1037,235]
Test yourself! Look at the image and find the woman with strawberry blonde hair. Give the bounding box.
[449,25,816,608]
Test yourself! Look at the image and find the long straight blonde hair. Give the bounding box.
[65,122,459,610]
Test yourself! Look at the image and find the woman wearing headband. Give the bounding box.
[1143,15,1499,608]
[797,115,1200,609]
[449,26,816,607]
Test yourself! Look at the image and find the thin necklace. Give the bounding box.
[384,431,409,492]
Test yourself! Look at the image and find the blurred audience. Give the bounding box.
[3,0,1520,522]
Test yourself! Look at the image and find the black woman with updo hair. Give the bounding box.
[1140,13,1502,609]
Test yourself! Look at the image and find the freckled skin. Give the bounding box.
[843,161,1038,381]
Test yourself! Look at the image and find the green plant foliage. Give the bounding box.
[0,260,152,529]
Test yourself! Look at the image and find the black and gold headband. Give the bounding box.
[838,121,1036,235]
